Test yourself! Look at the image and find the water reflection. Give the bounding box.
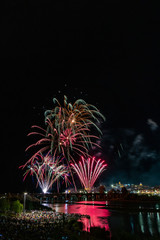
[48,201,110,232]
[44,201,160,237]
[139,212,144,233]
[157,212,160,234]
[147,212,153,235]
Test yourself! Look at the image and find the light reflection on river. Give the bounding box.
[44,201,160,236]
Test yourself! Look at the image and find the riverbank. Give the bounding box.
[1,195,160,239]
[0,211,160,240]
[0,210,80,239]
[0,210,109,240]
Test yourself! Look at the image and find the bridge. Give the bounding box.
[32,192,107,203]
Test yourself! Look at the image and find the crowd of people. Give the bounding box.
[0,211,83,239]
[18,210,74,223]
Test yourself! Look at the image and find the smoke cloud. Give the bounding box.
[101,120,160,186]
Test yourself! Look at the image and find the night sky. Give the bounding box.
[1,2,160,193]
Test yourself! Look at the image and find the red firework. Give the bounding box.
[25,122,100,167]
[60,128,76,147]
[71,156,107,193]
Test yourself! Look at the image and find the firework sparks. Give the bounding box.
[71,156,107,193]
[25,96,105,165]
[21,96,106,192]
[22,154,69,193]
[45,96,105,160]
[45,95,105,135]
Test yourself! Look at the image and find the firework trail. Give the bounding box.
[44,96,105,154]
[21,154,69,193]
[25,96,105,165]
[21,96,105,192]
[71,156,107,193]
[45,95,105,135]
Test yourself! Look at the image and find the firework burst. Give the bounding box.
[21,96,106,192]
[71,156,107,193]
[22,154,69,193]
[25,96,105,165]
[44,95,105,136]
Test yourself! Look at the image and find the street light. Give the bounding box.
[23,192,27,214]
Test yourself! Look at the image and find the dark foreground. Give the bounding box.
[0,211,160,240]
[0,212,109,240]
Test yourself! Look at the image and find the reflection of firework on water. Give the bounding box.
[71,157,107,193]
[22,154,69,193]
[26,96,105,165]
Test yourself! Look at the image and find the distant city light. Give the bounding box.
[110,181,160,196]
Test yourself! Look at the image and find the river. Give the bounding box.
[43,201,160,237]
